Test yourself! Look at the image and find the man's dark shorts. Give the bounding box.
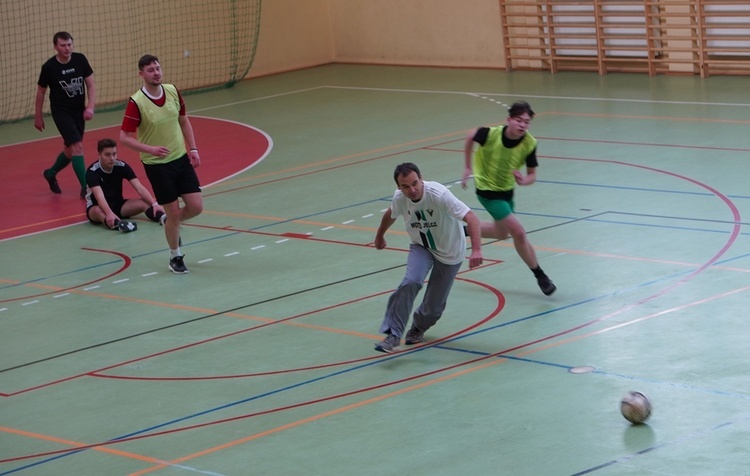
[52,109,85,147]
[144,154,202,204]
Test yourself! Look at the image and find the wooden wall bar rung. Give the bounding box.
[499,0,750,77]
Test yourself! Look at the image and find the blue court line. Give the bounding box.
[541,179,750,198]
[6,253,746,473]
[2,181,747,470]
[434,350,750,401]
[571,416,750,475]
[0,197,389,292]
[2,171,744,293]
[1,204,742,294]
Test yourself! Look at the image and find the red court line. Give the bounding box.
[5,151,736,393]
[1,260,503,396]
[90,273,504,381]
[0,117,270,241]
[540,135,750,152]
[0,277,506,465]
[201,133,464,197]
[2,156,743,466]
[0,426,167,465]
[3,115,742,465]
[424,133,750,154]
[0,248,131,304]
[7,275,745,468]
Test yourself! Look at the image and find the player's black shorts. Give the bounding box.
[144,154,202,205]
[51,109,85,147]
[86,197,126,223]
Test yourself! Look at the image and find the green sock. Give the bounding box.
[71,155,86,188]
[49,152,71,174]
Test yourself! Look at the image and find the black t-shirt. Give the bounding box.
[86,160,137,206]
[38,53,93,113]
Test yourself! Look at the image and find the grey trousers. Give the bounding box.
[379,243,462,338]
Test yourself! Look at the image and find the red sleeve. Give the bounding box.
[121,99,141,132]
[177,88,186,116]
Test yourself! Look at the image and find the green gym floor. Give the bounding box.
[2,64,750,475]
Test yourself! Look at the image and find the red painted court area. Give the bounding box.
[0,117,270,240]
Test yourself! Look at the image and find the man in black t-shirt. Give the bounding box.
[35,31,96,199]
[85,138,166,231]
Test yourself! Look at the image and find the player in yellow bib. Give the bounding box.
[462,101,556,296]
[120,54,203,274]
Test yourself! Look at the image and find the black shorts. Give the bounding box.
[86,197,126,223]
[144,154,202,204]
[51,109,85,147]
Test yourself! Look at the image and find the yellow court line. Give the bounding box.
[4,93,746,472]
[209,128,468,189]
[18,284,382,340]
[11,283,749,474]
[0,426,164,465]
[128,282,750,473]
[197,212,750,272]
[0,213,84,235]
[127,359,502,476]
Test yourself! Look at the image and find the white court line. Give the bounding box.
[5,83,747,153]
[323,85,750,107]
[342,220,354,224]
[224,252,240,257]
[83,286,100,291]
[113,279,129,284]
[53,293,70,298]
[276,239,289,243]
[142,272,158,277]
[0,308,7,312]
[321,226,334,231]
[191,86,328,113]
[362,214,373,218]
[198,258,214,263]
[21,300,39,306]
[251,245,265,250]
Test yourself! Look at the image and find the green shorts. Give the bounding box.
[477,194,515,221]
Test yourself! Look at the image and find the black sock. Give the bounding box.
[531,266,546,278]
[145,206,156,221]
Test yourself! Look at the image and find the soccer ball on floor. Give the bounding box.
[620,391,652,424]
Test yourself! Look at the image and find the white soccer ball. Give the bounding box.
[620,391,652,424]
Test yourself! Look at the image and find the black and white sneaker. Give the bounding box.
[374,334,401,353]
[169,255,189,274]
[117,220,138,233]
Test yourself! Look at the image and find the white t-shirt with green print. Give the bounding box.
[390,181,470,265]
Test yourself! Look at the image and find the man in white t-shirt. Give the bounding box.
[373,163,483,353]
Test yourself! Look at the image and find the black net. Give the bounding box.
[1,0,262,123]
